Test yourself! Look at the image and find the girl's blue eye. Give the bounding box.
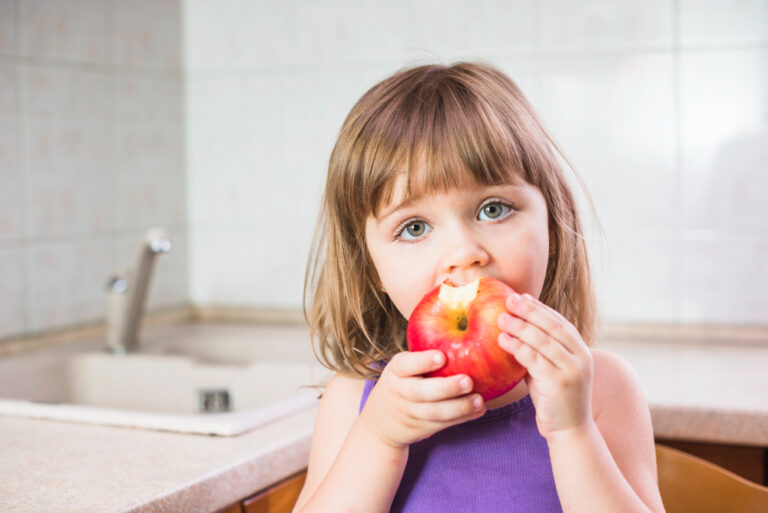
[397,220,431,241]
[478,201,512,221]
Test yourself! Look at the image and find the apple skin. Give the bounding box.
[406,277,528,401]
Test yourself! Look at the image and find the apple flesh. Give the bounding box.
[406,277,527,401]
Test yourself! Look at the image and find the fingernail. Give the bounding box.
[473,396,483,410]
[511,293,522,303]
[432,352,443,364]
[460,377,471,391]
[523,293,535,301]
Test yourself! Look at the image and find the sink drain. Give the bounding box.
[198,389,231,413]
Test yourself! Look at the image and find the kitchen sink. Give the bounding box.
[0,323,329,436]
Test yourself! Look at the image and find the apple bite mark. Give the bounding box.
[438,279,479,334]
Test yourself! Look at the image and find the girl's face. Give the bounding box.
[365,173,551,320]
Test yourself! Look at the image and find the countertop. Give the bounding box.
[1,318,767,512]
[0,406,316,513]
[599,338,768,447]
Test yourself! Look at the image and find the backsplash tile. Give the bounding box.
[0,0,18,55]
[680,0,768,46]
[2,2,186,340]
[27,239,116,333]
[114,0,181,70]
[540,0,675,52]
[20,0,110,64]
[681,234,768,324]
[2,1,767,340]
[183,0,289,72]
[190,225,307,309]
[0,248,25,338]
[0,59,22,241]
[600,230,679,322]
[409,0,540,59]
[25,120,113,237]
[539,53,677,230]
[679,47,768,231]
[288,0,411,66]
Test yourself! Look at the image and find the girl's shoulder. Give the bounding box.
[590,348,645,415]
[323,371,368,404]
[298,372,367,508]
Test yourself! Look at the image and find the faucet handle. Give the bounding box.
[145,228,171,254]
[106,271,129,293]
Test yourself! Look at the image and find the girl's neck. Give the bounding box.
[484,380,529,409]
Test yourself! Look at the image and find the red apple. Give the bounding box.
[406,277,527,401]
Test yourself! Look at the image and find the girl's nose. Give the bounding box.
[440,224,490,274]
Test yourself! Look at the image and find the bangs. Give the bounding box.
[347,65,542,218]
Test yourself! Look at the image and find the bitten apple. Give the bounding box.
[406,277,527,401]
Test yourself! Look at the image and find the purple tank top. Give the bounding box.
[359,376,563,512]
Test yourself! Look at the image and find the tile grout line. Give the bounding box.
[672,0,684,323]
[16,0,30,334]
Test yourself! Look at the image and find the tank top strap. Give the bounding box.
[359,376,377,414]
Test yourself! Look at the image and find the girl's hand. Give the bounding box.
[359,350,486,450]
[497,293,594,441]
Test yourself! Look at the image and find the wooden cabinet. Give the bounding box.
[214,471,307,513]
[656,438,767,486]
[242,471,307,513]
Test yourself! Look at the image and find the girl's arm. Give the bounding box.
[293,350,485,513]
[497,293,665,513]
[546,349,665,513]
[291,372,407,513]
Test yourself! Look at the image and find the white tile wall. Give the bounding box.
[0,58,22,241]
[538,53,677,231]
[681,235,768,324]
[1,0,186,339]
[27,239,116,332]
[3,1,767,341]
[0,248,25,338]
[288,0,411,66]
[679,0,768,46]
[24,66,113,237]
[183,0,290,72]
[20,0,111,64]
[679,48,768,229]
[540,0,674,52]
[115,0,182,70]
[0,0,18,55]
[409,0,540,59]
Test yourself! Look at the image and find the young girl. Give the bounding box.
[294,62,665,513]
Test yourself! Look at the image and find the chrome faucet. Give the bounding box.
[105,228,171,353]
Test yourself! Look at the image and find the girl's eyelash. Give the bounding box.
[391,198,516,243]
[392,218,426,243]
[478,198,516,217]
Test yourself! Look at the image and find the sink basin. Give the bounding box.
[0,323,329,436]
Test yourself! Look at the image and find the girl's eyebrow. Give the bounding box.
[377,197,418,224]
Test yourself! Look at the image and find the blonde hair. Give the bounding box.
[304,61,600,379]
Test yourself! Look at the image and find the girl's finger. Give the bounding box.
[389,350,445,378]
[411,393,485,423]
[497,312,572,369]
[498,332,558,379]
[505,293,583,353]
[400,374,474,402]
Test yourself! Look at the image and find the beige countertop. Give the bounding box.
[1,318,767,512]
[599,338,768,447]
[0,406,316,513]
